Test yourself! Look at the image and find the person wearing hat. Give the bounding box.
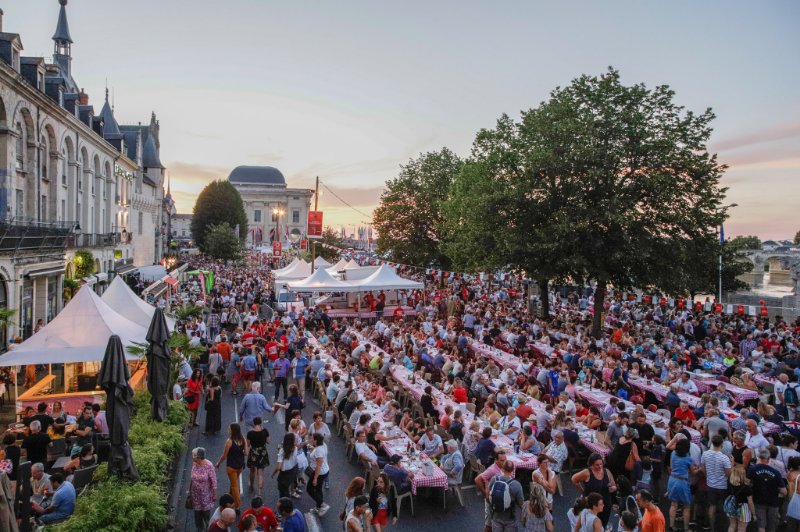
[441,439,465,486]
[383,455,413,495]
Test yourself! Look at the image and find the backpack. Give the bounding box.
[490,476,512,513]
[786,384,798,406]
[723,493,740,517]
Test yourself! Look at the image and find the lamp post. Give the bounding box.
[272,207,284,244]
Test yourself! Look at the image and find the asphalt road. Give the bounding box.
[169,377,587,532]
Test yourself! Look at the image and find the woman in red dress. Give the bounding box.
[186,368,203,427]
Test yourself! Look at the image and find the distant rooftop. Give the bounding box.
[228,165,286,186]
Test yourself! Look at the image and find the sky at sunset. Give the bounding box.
[7,1,799,239]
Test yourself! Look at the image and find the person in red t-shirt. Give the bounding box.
[238,496,278,532]
[393,306,405,322]
[452,381,468,403]
[265,337,279,382]
[673,400,696,427]
[216,340,232,363]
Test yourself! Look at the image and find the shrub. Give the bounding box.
[48,391,187,531]
[50,481,167,532]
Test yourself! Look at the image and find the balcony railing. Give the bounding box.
[66,232,121,248]
[0,219,75,254]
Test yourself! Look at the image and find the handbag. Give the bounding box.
[184,480,194,510]
[787,476,800,520]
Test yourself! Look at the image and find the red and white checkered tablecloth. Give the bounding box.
[692,378,760,402]
[382,440,448,494]
[628,378,701,407]
[469,341,522,371]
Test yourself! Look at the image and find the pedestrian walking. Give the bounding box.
[306,433,330,516]
[203,376,222,435]
[272,433,299,499]
[188,447,216,532]
[239,381,272,434]
[246,417,269,492]
[215,422,248,512]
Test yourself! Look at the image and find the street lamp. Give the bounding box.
[272,207,284,243]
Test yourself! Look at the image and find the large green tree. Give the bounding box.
[316,227,346,262]
[191,180,247,252]
[373,149,462,268]
[204,223,244,261]
[444,112,584,319]
[680,234,752,300]
[447,68,729,334]
[794,230,800,246]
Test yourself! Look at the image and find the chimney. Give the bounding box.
[0,9,4,32]
[78,88,89,105]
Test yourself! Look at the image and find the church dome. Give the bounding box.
[228,166,286,186]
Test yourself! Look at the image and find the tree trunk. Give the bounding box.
[538,279,550,319]
[592,280,606,338]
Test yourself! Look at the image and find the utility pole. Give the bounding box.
[311,176,319,272]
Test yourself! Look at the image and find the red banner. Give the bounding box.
[273,241,282,257]
[300,239,308,251]
[307,211,323,238]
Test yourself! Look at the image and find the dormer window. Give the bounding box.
[11,49,19,71]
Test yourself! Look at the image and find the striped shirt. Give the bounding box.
[702,449,731,489]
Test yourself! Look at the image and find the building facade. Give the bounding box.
[228,166,313,247]
[0,2,166,342]
[171,213,193,245]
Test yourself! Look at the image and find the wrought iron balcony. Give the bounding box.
[0,219,76,254]
[66,232,121,248]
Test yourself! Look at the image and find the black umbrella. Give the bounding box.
[145,307,171,422]
[98,335,139,481]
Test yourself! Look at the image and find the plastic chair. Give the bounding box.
[390,481,414,519]
[72,464,99,495]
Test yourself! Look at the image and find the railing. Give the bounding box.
[0,219,76,254]
[66,232,121,248]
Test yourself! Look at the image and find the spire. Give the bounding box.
[52,0,73,47]
[99,88,122,139]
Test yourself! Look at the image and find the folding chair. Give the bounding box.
[390,482,414,520]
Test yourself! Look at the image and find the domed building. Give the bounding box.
[228,166,313,246]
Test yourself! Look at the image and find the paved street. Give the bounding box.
[169,377,586,532]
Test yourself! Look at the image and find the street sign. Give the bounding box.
[307,211,323,238]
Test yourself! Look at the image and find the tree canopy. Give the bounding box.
[191,180,247,252]
[444,68,729,334]
[204,223,244,261]
[373,149,462,269]
[730,235,761,250]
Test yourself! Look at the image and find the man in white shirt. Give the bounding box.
[543,431,568,473]
[558,392,576,417]
[676,373,698,395]
[775,373,789,418]
[354,430,382,466]
[702,434,731,531]
[418,427,444,458]
[744,419,769,451]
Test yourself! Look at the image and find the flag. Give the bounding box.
[720,224,725,244]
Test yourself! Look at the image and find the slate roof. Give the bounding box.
[228,166,286,186]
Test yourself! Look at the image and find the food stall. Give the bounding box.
[0,286,149,420]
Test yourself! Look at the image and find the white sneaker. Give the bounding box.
[318,503,330,516]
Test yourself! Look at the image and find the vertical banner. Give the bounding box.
[273,241,282,257]
[307,211,323,238]
[300,239,308,251]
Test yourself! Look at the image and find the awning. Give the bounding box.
[80,276,97,286]
[95,272,109,283]
[115,264,138,275]
[27,265,65,278]
[163,276,179,288]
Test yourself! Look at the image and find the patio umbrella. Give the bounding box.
[145,307,171,422]
[98,335,139,481]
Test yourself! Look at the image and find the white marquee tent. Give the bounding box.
[343,259,362,270]
[0,287,148,366]
[287,266,357,292]
[102,276,176,330]
[273,260,313,280]
[349,264,424,291]
[271,258,303,276]
[325,259,348,273]
[313,256,331,268]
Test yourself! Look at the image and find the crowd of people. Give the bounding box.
[169,254,800,532]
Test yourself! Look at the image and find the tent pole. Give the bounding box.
[14,366,18,417]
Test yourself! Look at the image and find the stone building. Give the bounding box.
[0,1,166,342]
[228,166,313,247]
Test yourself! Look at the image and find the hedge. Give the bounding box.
[48,392,189,532]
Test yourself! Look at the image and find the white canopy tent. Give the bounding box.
[271,258,302,276]
[343,259,362,270]
[0,287,148,367]
[313,256,331,268]
[325,258,348,273]
[286,267,358,292]
[349,264,424,291]
[102,276,176,330]
[274,260,313,280]
[137,265,168,282]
